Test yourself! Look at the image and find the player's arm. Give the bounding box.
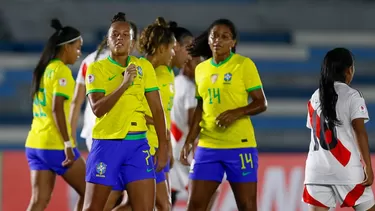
[185,96,202,144]
[69,63,87,142]
[351,93,372,174]
[185,90,198,127]
[52,67,74,144]
[239,58,267,116]
[87,64,135,118]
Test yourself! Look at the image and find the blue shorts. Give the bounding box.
[86,134,155,189]
[189,147,258,183]
[26,147,81,175]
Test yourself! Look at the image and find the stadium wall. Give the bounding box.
[2,152,373,211]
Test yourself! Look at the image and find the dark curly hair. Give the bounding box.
[138,17,175,55]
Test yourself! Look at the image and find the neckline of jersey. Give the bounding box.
[210,52,234,67]
[107,56,130,67]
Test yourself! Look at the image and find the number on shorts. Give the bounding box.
[142,150,151,166]
[208,88,221,104]
[33,88,47,117]
[239,153,253,170]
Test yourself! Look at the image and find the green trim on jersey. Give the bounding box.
[210,52,234,67]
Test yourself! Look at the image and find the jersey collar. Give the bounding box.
[107,56,131,67]
[210,52,234,67]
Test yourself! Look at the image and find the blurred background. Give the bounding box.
[1,0,375,210]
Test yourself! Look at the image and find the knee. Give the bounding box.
[237,199,257,211]
[30,193,52,209]
[156,199,171,211]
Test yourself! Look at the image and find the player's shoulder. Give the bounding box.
[231,53,255,67]
[335,83,364,99]
[49,60,71,76]
[195,58,211,73]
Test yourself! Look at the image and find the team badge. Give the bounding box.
[137,66,143,76]
[211,74,218,84]
[360,105,367,114]
[88,74,95,83]
[224,73,232,84]
[95,162,107,177]
[58,78,67,86]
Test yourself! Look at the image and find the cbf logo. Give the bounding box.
[95,162,107,178]
[137,66,143,77]
[223,73,232,84]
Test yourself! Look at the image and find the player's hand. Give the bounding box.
[180,141,195,166]
[362,166,374,186]
[62,147,75,167]
[122,64,137,85]
[154,143,169,172]
[216,108,244,128]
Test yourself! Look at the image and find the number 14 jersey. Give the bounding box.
[305,82,370,185]
[195,53,262,149]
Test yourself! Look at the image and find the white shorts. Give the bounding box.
[303,184,375,210]
[85,137,92,152]
[170,160,190,192]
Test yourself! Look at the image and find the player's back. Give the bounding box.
[26,59,75,149]
[305,82,369,185]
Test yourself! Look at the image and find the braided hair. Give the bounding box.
[31,18,80,98]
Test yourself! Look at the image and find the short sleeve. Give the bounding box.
[184,85,197,110]
[76,61,87,85]
[242,58,263,92]
[52,65,75,100]
[85,63,106,95]
[349,91,369,123]
[140,59,159,93]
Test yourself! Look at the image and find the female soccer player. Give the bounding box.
[26,19,86,211]
[169,21,193,71]
[138,16,176,211]
[303,48,375,211]
[83,12,169,211]
[180,19,267,211]
[70,21,138,151]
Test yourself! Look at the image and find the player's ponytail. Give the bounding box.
[31,18,81,99]
[95,37,107,61]
[188,18,237,60]
[319,48,353,129]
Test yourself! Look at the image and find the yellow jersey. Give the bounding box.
[86,56,159,139]
[143,65,175,155]
[25,59,76,149]
[195,53,262,149]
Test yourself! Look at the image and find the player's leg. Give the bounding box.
[171,190,179,207]
[302,185,335,211]
[122,139,156,211]
[112,194,132,211]
[155,180,171,211]
[104,190,123,211]
[83,140,124,211]
[25,148,56,211]
[154,161,172,211]
[187,147,223,211]
[61,148,86,211]
[27,170,56,211]
[333,185,375,211]
[224,148,258,210]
